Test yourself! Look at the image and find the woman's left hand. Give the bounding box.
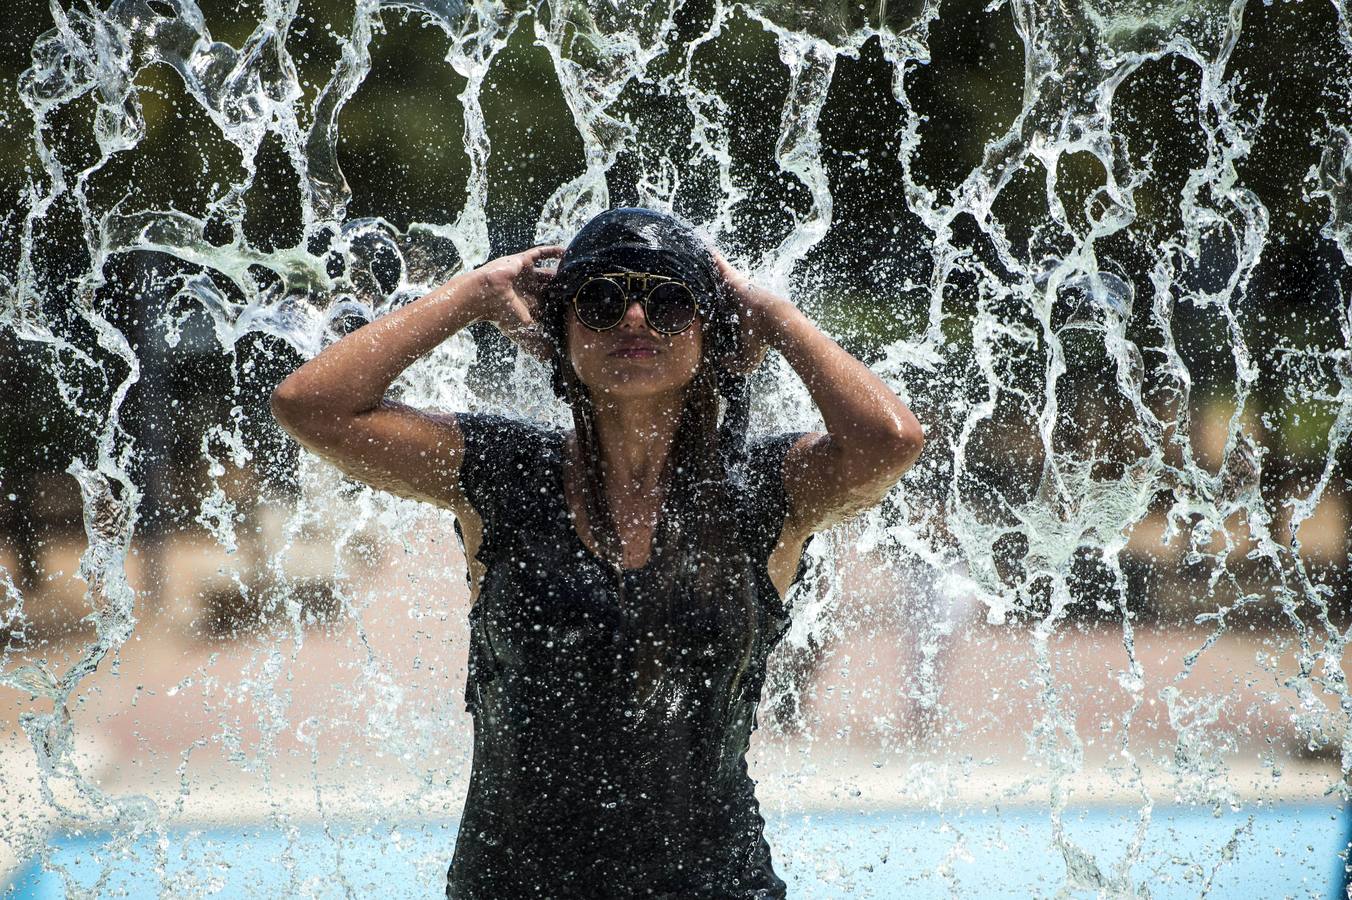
[711,250,791,374]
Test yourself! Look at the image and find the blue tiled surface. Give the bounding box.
[6,803,1349,898]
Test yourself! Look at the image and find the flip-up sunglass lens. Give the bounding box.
[574,279,629,330]
[643,282,697,334]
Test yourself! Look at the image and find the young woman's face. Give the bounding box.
[566,295,704,403]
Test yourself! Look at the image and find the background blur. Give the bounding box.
[1,0,1350,895]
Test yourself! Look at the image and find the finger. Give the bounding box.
[714,256,743,288]
[491,298,531,337]
[524,248,564,287]
[527,244,566,264]
[518,269,557,303]
[523,263,558,286]
[508,297,534,327]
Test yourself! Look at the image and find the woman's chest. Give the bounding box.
[474,536,757,677]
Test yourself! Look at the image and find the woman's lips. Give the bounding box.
[609,346,658,358]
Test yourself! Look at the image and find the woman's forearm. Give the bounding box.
[763,298,923,465]
[272,273,488,419]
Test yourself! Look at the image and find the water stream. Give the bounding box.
[2,0,1350,896]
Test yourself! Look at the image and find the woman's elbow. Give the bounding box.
[269,379,312,431]
[841,420,923,486]
[881,415,924,475]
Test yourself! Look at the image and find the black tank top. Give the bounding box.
[444,413,811,900]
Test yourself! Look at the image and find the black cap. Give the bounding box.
[553,207,720,301]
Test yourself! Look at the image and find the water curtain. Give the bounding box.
[2,0,1351,895]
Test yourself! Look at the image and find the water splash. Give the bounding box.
[2,0,1350,895]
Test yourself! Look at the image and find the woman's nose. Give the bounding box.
[618,298,649,329]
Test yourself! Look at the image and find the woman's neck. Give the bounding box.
[588,389,686,491]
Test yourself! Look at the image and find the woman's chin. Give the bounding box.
[586,375,693,404]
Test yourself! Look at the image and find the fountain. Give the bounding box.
[1,0,1350,896]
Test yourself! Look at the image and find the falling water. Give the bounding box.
[1,0,1350,896]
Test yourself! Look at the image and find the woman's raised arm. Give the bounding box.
[269,245,562,511]
[715,253,924,543]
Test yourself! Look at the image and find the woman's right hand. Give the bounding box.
[466,245,564,360]
[711,249,791,374]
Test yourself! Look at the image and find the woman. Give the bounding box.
[270,208,923,898]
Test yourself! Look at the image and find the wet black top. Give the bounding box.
[444,414,809,900]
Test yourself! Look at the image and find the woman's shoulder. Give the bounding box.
[454,412,563,502]
[455,410,562,450]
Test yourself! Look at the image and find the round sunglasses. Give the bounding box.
[571,272,699,335]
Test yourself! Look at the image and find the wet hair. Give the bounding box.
[538,207,762,714]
